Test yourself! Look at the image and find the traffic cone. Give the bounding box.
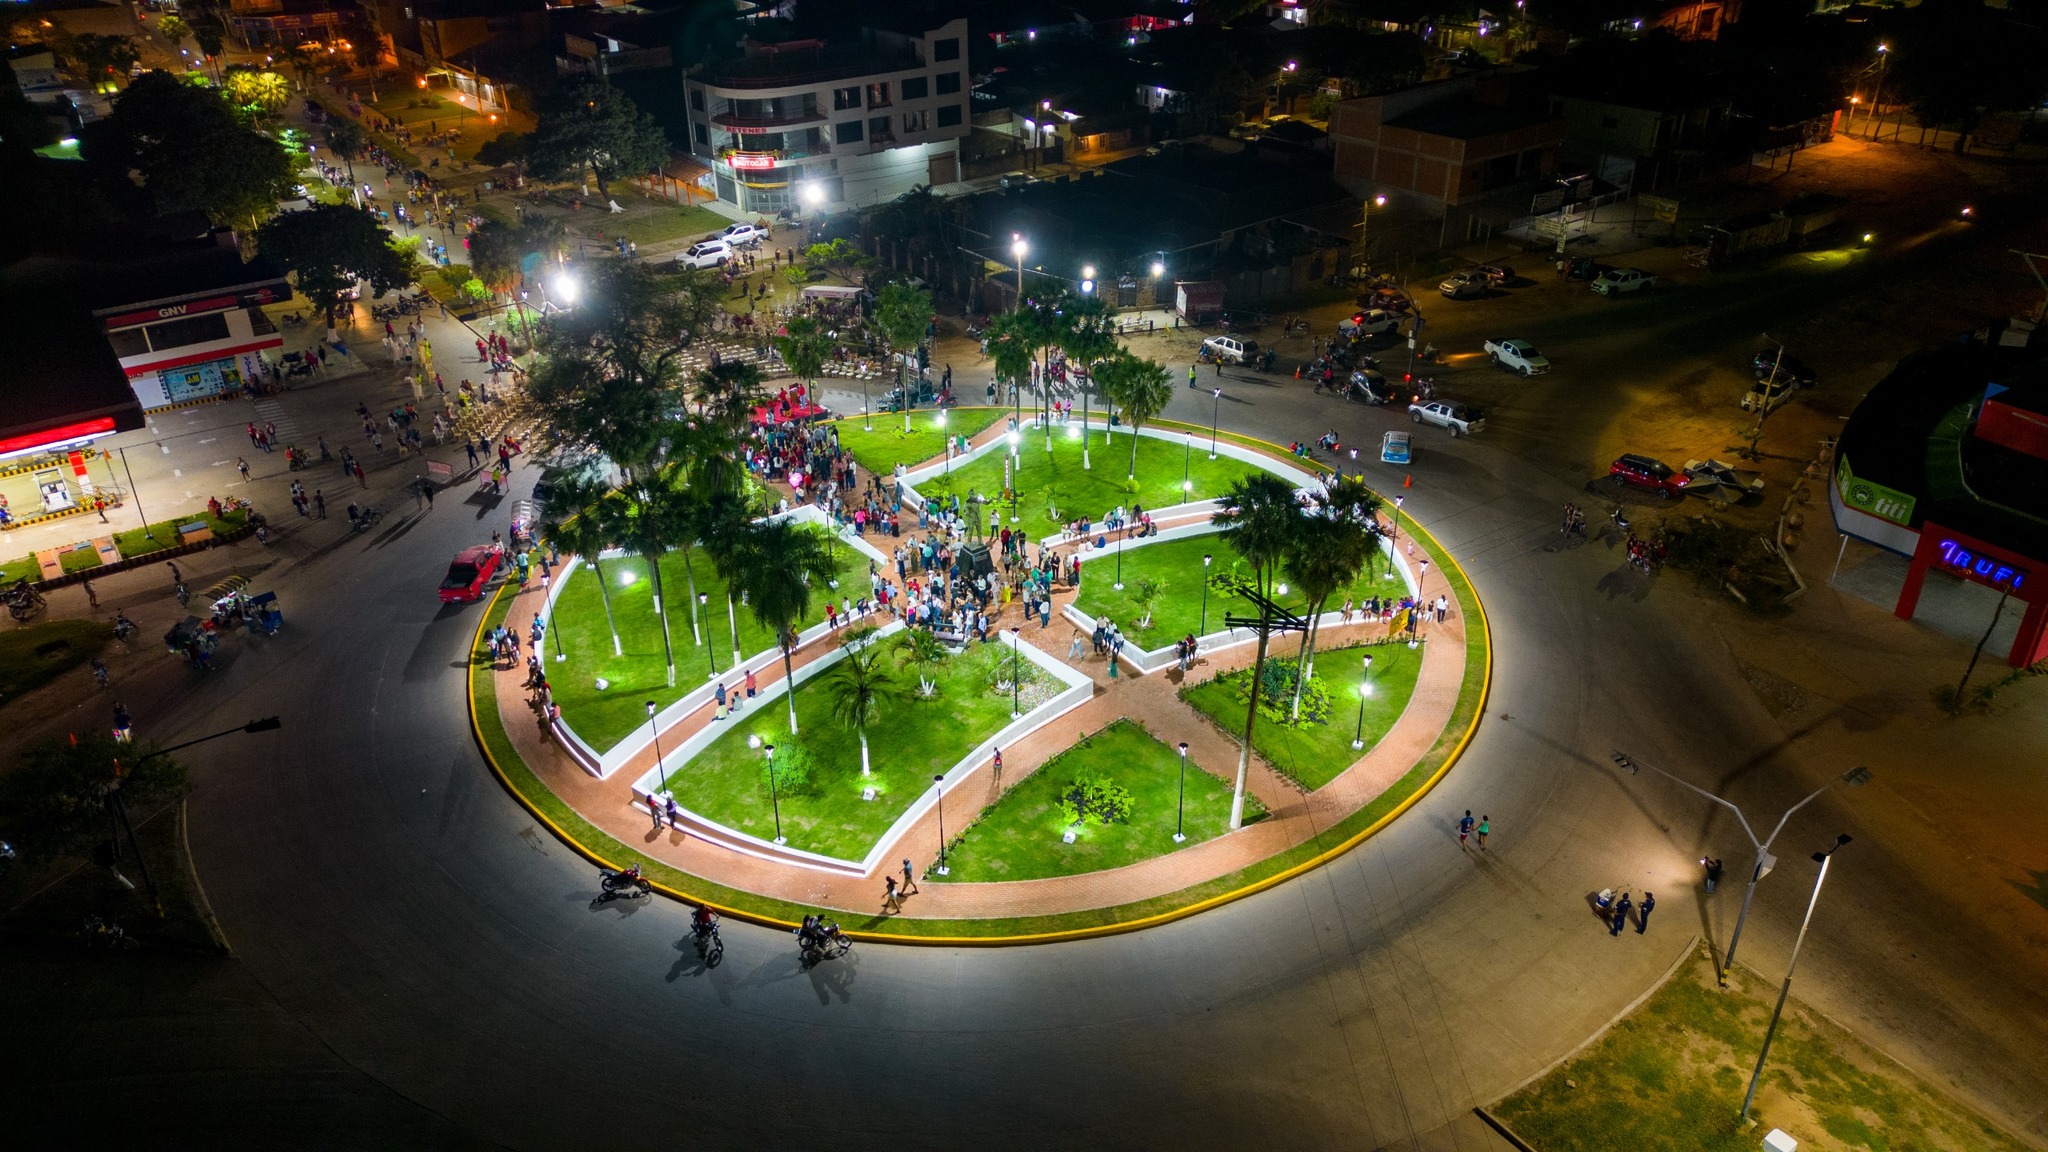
[1404,474,1413,489]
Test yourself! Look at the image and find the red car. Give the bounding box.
[439,544,505,603]
[1609,454,1690,499]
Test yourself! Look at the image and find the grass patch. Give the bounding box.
[1492,946,2033,1152]
[1181,640,1425,791]
[0,619,112,706]
[829,408,1011,476]
[935,720,1257,882]
[469,498,1488,939]
[1073,531,1407,646]
[673,633,1027,861]
[591,204,735,248]
[2,510,248,585]
[917,430,1271,534]
[548,533,872,752]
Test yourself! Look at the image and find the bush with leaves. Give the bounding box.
[0,732,186,865]
[1210,662,1333,728]
[760,740,816,797]
[1056,773,1135,828]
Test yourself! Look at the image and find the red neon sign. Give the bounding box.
[728,152,777,171]
[0,416,118,457]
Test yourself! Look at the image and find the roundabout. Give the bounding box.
[475,413,1490,939]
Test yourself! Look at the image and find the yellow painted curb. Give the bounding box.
[466,467,1490,945]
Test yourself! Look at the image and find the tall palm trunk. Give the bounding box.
[780,635,799,734]
[679,544,703,646]
[590,556,623,656]
[1127,421,1141,479]
[858,730,871,776]
[644,552,676,687]
[1289,607,1327,721]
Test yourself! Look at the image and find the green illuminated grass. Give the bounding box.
[1073,532,1406,646]
[830,408,1010,476]
[675,633,1022,861]
[934,720,1257,883]
[916,430,1270,533]
[548,533,871,751]
[1180,640,1425,791]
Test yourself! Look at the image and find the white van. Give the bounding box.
[1200,335,1258,364]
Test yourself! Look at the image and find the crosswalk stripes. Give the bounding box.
[251,399,301,443]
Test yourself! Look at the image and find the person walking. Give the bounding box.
[1458,810,1474,848]
[882,875,902,913]
[166,561,182,587]
[314,490,327,518]
[744,667,757,699]
[900,859,919,896]
[1476,815,1489,850]
[649,798,665,832]
[237,457,251,482]
[422,480,435,509]
[82,579,98,610]
[1636,891,1655,934]
[1610,893,1632,937]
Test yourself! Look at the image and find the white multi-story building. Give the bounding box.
[684,17,970,214]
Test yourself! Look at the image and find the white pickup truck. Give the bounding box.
[1482,338,1550,376]
[1591,267,1657,297]
[1409,400,1485,437]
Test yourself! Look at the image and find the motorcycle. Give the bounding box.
[4,580,46,622]
[592,864,651,907]
[112,614,136,642]
[1610,506,1630,535]
[281,311,306,328]
[347,505,383,531]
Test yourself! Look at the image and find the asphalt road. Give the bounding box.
[6,146,2046,1150]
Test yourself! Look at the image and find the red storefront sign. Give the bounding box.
[101,294,244,330]
[0,416,118,457]
[728,152,777,171]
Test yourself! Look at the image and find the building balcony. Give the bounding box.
[716,144,830,172]
[711,109,827,130]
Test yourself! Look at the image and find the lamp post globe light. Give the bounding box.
[646,700,668,794]
[937,408,951,479]
[1011,235,1028,310]
[1080,263,1096,294]
[1200,553,1213,634]
[1181,431,1192,498]
[1009,627,1024,718]
[932,773,951,875]
[1007,430,1022,522]
[754,737,786,845]
[1741,835,1853,1121]
[1173,741,1190,843]
[1351,654,1375,750]
[1210,388,1222,458]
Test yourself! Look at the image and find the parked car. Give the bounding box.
[1343,369,1396,405]
[1609,454,1690,498]
[1200,334,1259,364]
[1338,308,1403,337]
[717,222,766,248]
[1439,271,1490,300]
[1751,349,1818,387]
[1482,338,1550,376]
[1590,268,1657,297]
[1741,375,1802,413]
[1476,264,1516,285]
[1409,400,1485,437]
[677,240,733,269]
[1380,430,1412,464]
[439,544,505,603]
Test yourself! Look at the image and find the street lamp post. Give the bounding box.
[758,738,786,844]
[1210,388,1221,458]
[1868,44,1889,141]
[932,773,951,874]
[937,409,951,481]
[1113,533,1124,590]
[646,701,668,793]
[1200,554,1213,634]
[1181,431,1192,497]
[1009,627,1023,718]
[110,716,280,917]
[1741,835,1853,1121]
[1612,751,1871,984]
[1359,193,1387,269]
[1011,235,1028,311]
[1351,654,1375,749]
[1174,741,1190,842]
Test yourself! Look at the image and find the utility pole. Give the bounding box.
[1223,587,1309,830]
[1741,836,1853,1121]
[1745,332,1784,461]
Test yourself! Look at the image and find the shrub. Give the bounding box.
[1055,773,1134,827]
[760,740,816,796]
[1216,660,1333,728]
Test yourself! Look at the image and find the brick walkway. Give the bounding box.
[491,560,1468,922]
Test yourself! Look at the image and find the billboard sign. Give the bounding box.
[1835,452,1916,527]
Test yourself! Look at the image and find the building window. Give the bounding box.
[937,103,962,128]
[695,123,709,145]
[105,327,150,358]
[866,82,890,108]
[936,71,961,95]
[143,311,230,351]
[869,116,894,142]
[836,119,864,145]
[834,86,861,111]
[902,76,928,101]
[932,36,959,61]
[690,88,704,111]
[902,109,928,133]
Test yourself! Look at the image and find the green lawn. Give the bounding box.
[592,204,734,248]
[916,430,1272,534]
[1181,640,1424,791]
[0,619,111,707]
[1074,532,1405,646]
[1493,946,2032,1152]
[674,633,1024,860]
[935,720,1260,882]
[549,533,873,752]
[831,409,1011,476]
[1,510,248,585]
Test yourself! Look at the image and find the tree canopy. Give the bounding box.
[80,71,295,228]
[255,203,413,323]
[527,79,669,199]
[0,732,186,865]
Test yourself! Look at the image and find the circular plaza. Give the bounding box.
[472,409,1488,940]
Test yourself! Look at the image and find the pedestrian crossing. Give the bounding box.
[252,400,302,446]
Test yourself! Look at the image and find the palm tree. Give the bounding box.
[874,282,932,433]
[731,520,839,735]
[773,314,834,421]
[1214,472,1303,596]
[694,485,757,666]
[324,118,364,184]
[1058,294,1117,469]
[823,636,899,777]
[1095,351,1174,482]
[984,309,1036,428]
[613,479,682,688]
[1281,512,1374,719]
[693,359,765,444]
[538,473,624,657]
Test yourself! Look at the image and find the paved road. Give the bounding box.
[7,142,2047,1149]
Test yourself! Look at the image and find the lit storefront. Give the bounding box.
[97,284,289,409]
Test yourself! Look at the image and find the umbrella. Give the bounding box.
[1682,459,1765,506]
